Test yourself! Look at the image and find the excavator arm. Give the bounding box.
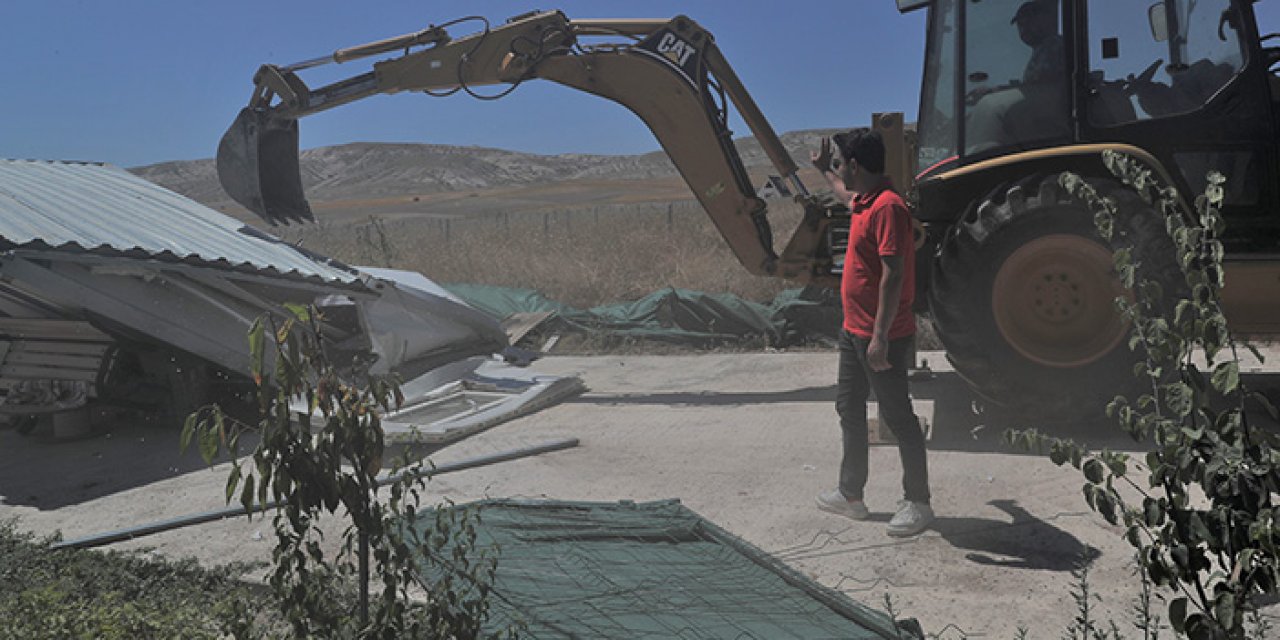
[217,10,843,284]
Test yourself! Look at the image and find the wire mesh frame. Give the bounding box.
[408,498,920,639]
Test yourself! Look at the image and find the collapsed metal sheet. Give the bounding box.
[0,160,358,286]
[290,355,586,446]
[344,267,586,446]
[355,266,507,377]
[0,160,579,435]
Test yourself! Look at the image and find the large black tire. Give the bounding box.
[928,174,1179,421]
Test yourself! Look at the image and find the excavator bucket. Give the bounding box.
[216,108,314,225]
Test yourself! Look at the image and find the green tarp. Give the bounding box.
[413,499,916,639]
[444,285,842,347]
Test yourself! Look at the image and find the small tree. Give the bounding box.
[1009,151,1280,639]
[184,306,506,638]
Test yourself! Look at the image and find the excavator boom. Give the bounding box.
[217,11,841,283]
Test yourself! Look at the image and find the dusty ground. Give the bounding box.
[3,349,1279,638]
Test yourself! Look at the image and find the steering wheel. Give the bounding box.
[1123,59,1164,94]
[963,87,989,106]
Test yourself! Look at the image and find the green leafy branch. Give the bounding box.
[181,306,504,639]
[1008,150,1280,639]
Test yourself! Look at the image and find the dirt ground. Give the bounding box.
[3,349,1279,638]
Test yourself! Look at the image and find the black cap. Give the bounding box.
[1011,0,1053,24]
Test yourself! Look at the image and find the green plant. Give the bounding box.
[1008,151,1280,638]
[1062,553,1130,640]
[1132,556,1166,640]
[184,307,506,639]
[0,520,259,639]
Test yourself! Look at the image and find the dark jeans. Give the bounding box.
[835,330,930,504]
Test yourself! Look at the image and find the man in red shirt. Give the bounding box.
[811,129,933,537]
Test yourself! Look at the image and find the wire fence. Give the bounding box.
[275,199,808,308]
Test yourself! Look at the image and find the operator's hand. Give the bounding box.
[810,137,834,172]
[866,336,891,372]
[964,85,995,105]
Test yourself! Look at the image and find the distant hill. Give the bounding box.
[129,130,842,210]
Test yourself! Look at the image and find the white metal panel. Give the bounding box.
[0,160,363,287]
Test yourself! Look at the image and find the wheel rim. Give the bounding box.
[990,234,1130,368]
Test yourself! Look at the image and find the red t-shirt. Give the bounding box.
[841,180,916,339]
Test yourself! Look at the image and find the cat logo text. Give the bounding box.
[656,33,697,67]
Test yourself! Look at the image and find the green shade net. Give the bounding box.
[444,285,842,347]
[411,499,910,639]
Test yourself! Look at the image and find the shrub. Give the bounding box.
[1009,151,1280,638]
[185,307,510,638]
[0,521,257,639]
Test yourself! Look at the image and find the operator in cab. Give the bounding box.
[965,0,1070,153]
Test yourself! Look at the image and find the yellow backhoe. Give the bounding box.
[217,11,863,289]
[217,3,1280,420]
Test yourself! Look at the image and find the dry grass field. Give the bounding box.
[268,176,816,308]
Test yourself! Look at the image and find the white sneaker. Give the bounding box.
[815,489,870,520]
[887,501,934,537]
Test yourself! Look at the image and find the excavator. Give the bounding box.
[216,2,1280,420]
[216,11,852,289]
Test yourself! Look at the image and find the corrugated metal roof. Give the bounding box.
[0,159,363,286]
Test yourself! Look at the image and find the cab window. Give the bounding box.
[962,0,1071,154]
[1086,0,1246,126]
[916,0,960,173]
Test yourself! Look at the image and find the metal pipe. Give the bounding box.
[786,173,810,198]
[281,55,334,73]
[52,437,580,550]
[332,25,451,64]
[568,18,668,36]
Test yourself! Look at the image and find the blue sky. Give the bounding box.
[5,1,1278,168]
[4,1,923,167]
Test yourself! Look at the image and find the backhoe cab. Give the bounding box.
[216,11,860,287]
[902,0,1280,418]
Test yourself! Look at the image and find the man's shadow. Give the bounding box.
[791,499,1097,572]
[866,498,1099,571]
[942,499,1100,570]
